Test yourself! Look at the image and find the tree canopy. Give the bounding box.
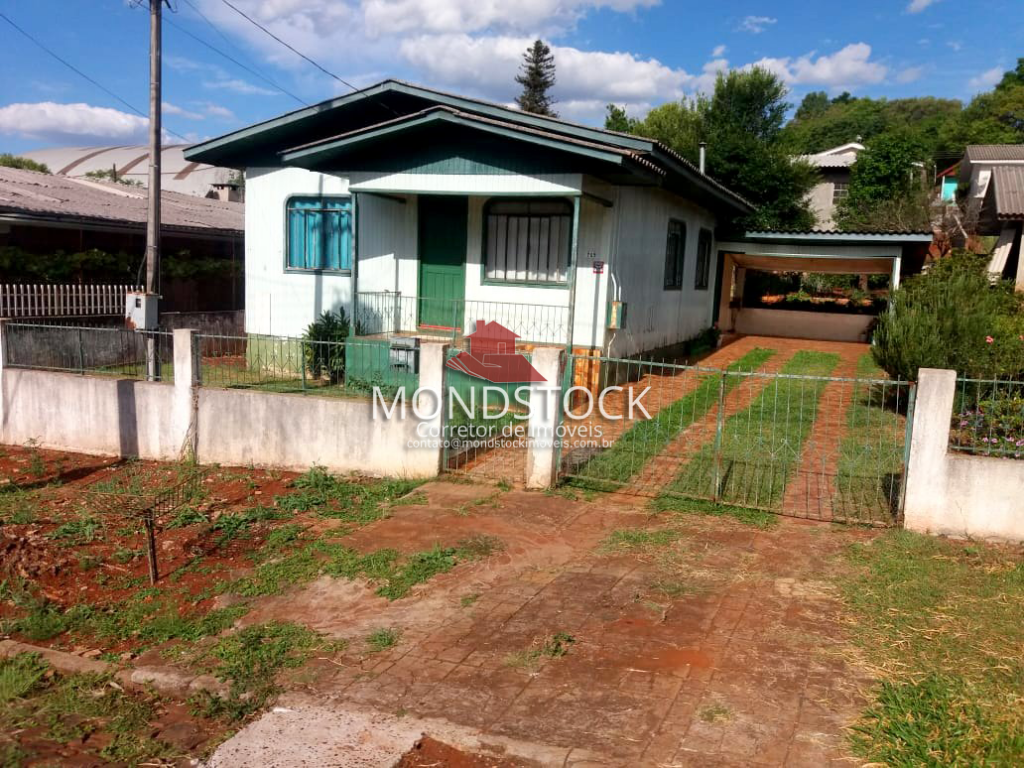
[514,40,557,117]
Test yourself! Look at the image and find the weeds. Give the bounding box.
[603,527,683,551]
[504,632,576,669]
[650,495,777,528]
[366,627,400,653]
[275,466,422,524]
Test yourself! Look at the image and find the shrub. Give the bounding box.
[303,309,353,383]
[872,251,1024,380]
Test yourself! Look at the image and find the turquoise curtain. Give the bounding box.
[287,197,352,270]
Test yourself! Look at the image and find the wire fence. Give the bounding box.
[195,332,418,398]
[4,322,174,382]
[950,377,1024,460]
[354,291,571,347]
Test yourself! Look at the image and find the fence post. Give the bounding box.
[77,327,85,374]
[903,368,956,535]
[526,346,564,489]
[711,372,727,501]
[0,319,8,440]
[172,329,199,462]
[417,341,449,475]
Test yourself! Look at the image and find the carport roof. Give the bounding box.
[740,229,933,245]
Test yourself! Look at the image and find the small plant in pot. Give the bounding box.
[303,309,352,384]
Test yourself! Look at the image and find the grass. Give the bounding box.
[274,466,423,524]
[666,351,840,509]
[0,487,40,524]
[1,652,179,764]
[366,627,401,653]
[649,495,777,528]
[841,531,1024,766]
[602,527,684,551]
[504,632,576,669]
[832,353,906,524]
[568,348,778,488]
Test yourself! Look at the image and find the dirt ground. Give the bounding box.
[2,444,880,767]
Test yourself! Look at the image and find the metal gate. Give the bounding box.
[559,352,915,526]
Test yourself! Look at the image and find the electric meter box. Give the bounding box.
[125,291,159,330]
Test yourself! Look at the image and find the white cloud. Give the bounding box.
[712,44,727,57]
[907,0,938,12]
[749,43,887,89]
[0,102,150,144]
[203,78,278,96]
[162,101,205,120]
[968,66,1003,91]
[738,15,777,34]
[896,66,924,84]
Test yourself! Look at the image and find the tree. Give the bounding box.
[794,91,830,122]
[0,153,49,173]
[515,40,557,117]
[604,104,633,132]
[995,57,1024,91]
[836,129,930,231]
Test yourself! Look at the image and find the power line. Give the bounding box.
[0,11,190,142]
[163,13,308,105]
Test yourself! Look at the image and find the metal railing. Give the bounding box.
[950,377,1024,459]
[0,283,140,318]
[354,291,570,347]
[195,332,417,398]
[4,322,174,382]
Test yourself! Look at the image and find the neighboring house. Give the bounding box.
[936,162,960,202]
[183,79,754,359]
[959,145,1024,287]
[20,145,240,200]
[0,167,244,311]
[799,142,865,229]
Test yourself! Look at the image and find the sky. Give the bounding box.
[0,0,1021,154]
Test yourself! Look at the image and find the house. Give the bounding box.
[959,145,1024,287]
[799,142,865,228]
[183,79,754,361]
[20,145,241,200]
[0,166,244,312]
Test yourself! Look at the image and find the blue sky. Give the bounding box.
[1,0,1021,153]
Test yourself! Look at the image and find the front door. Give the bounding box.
[418,195,467,330]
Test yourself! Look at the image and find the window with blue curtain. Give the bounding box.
[286,196,352,271]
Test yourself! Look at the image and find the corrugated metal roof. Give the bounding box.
[19,145,235,198]
[992,165,1024,219]
[0,167,242,236]
[965,145,1024,162]
[743,229,933,241]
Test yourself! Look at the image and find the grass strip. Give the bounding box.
[665,350,840,509]
[832,354,906,524]
[568,347,777,489]
[841,531,1024,765]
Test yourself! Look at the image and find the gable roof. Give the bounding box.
[964,145,1024,163]
[991,166,1024,220]
[185,79,753,216]
[799,142,865,169]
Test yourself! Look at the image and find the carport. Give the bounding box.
[715,230,933,342]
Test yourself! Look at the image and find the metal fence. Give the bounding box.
[354,291,570,347]
[560,353,914,525]
[0,283,140,319]
[4,322,174,382]
[195,332,417,398]
[950,377,1023,460]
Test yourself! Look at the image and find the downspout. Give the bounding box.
[565,195,581,356]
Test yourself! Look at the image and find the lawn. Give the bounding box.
[841,531,1024,765]
[664,350,841,509]
[567,347,777,489]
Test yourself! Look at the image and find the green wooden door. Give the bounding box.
[418,196,467,330]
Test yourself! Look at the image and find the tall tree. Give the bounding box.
[604,104,633,132]
[515,40,557,117]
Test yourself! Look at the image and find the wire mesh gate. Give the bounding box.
[559,354,915,526]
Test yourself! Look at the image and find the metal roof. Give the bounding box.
[798,142,865,169]
[0,167,242,237]
[964,145,1024,163]
[742,229,933,243]
[992,166,1024,219]
[19,145,235,198]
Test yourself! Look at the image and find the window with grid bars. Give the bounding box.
[286,196,352,271]
[695,228,712,290]
[484,199,572,285]
[832,181,849,205]
[664,219,686,290]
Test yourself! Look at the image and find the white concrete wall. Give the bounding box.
[606,186,718,357]
[905,369,1024,543]
[734,308,875,342]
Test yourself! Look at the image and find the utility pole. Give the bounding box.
[144,0,163,380]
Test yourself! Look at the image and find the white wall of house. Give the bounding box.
[605,186,719,357]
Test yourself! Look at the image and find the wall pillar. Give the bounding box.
[525,346,563,489]
[903,368,956,534]
[417,341,448,475]
[0,320,8,438]
[171,328,198,461]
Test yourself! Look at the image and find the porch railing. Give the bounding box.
[353,291,570,347]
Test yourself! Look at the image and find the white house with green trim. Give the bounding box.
[184,80,755,358]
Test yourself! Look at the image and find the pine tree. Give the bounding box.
[515,40,557,117]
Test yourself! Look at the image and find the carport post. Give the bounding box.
[891,255,902,290]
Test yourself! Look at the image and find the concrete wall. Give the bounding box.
[606,186,718,357]
[734,308,876,342]
[905,369,1024,543]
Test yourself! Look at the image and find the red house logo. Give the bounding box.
[445,321,547,384]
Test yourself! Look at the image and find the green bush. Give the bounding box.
[303,309,353,383]
[872,251,1024,380]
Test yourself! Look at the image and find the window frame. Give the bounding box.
[831,181,849,205]
[284,194,353,274]
[481,197,573,288]
[663,218,686,291]
[694,228,713,291]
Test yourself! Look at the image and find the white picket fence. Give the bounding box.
[0,284,141,319]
